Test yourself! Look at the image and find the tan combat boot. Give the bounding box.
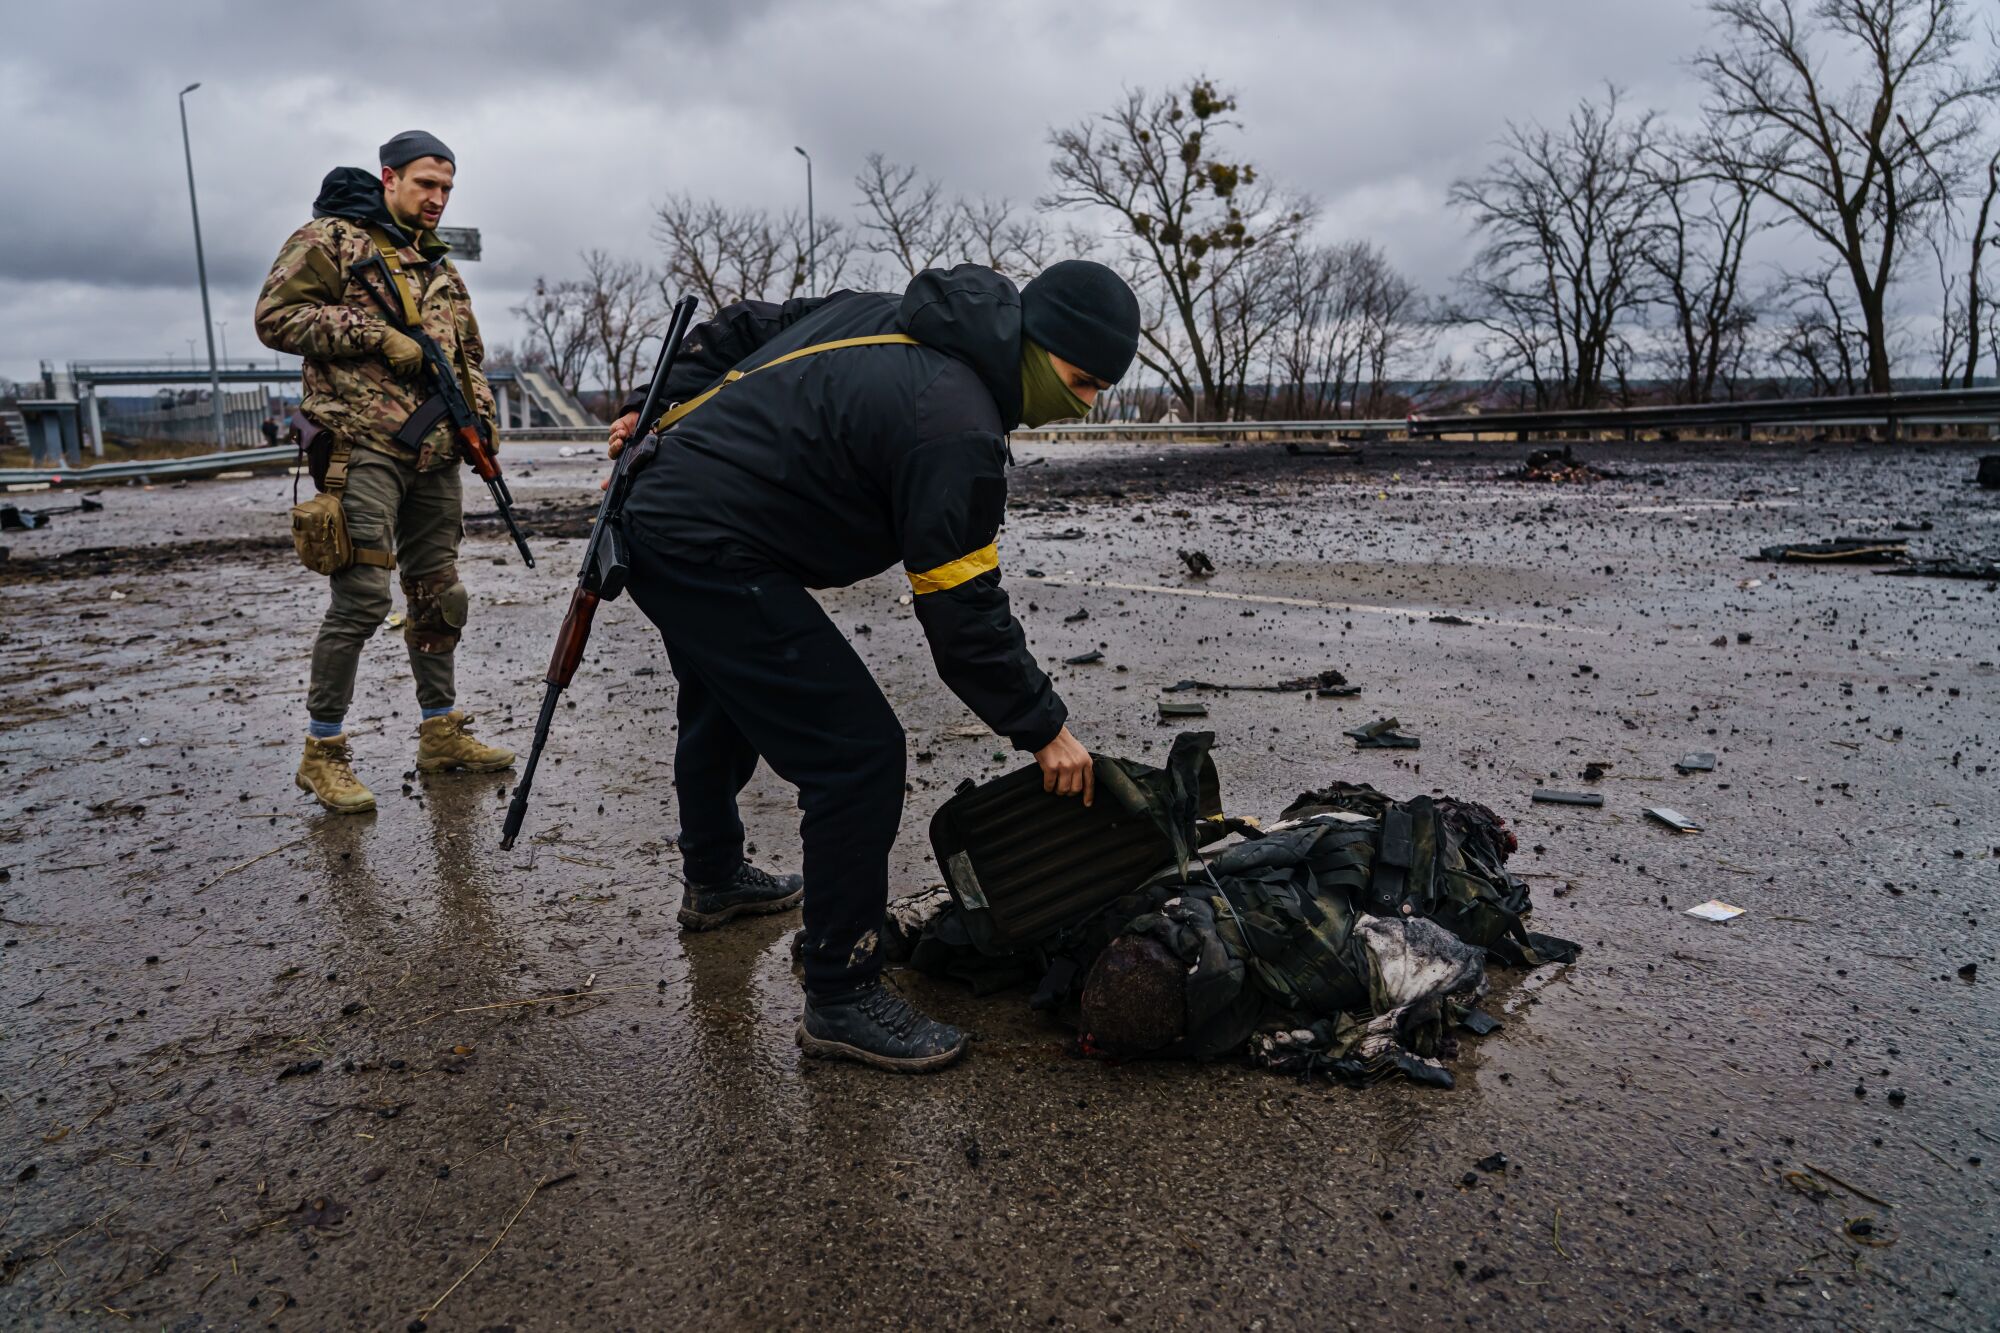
[296,734,377,814]
[416,711,517,773]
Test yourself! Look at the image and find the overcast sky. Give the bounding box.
[1,0,1779,383]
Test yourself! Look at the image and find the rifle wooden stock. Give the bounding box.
[460,424,502,480]
[547,587,599,687]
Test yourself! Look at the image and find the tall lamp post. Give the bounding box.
[793,145,815,295]
[178,82,228,448]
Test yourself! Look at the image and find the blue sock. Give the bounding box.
[308,718,344,739]
[421,705,455,720]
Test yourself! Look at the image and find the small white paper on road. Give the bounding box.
[1686,899,1745,922]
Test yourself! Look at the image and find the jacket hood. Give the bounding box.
[897,264,1022,429]
[311,166,414,244]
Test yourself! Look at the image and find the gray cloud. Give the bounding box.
[0,0,1795,381]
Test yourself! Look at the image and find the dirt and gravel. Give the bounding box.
[2,435,1995,1330]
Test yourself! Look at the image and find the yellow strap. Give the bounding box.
[364,228,422,327]
[654,333,919,431]
[907,542,998,595]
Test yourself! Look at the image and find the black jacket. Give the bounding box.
[620,264,1064,753]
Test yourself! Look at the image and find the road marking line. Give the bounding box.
[1036,576,1608,635]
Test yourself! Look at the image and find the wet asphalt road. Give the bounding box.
[1,436,1996,1330]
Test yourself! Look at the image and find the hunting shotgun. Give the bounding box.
[354,248,535,567]
[500,294,700,850]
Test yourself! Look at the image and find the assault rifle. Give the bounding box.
[355,253,535,567]
[500,294,700,850]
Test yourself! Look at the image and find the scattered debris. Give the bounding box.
[1959,962,1978,981]
[1978,454,2000,489]
[1177,548,1215,577]
[1157,700,1208,721]
[1506,445,1612,484]
[1755,538,1908,564]
[1163,667,1357,696]
[1876,557,2000,581]
[1474,1152,1509,1173]
[1430,613,1474,626]
[1532,790,1603,808]
[1345,717,1419,749]
[2,495,104,530]
[1685,900,1744,922]
[1063,649,1104,666]
[1645,807,1702,834]
[1674,752,1717,774]
[1062,608,1089,623]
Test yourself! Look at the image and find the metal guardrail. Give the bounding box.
[0,445,298,487]
[7,385,1995,488]
[1406,385,2000,437]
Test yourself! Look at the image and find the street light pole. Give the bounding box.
[793,145,815,294]
[178,83,228,449]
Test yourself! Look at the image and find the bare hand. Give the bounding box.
[1035,726,1094,806]
[607,411,640,459]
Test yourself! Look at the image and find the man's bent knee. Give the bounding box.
[402,565,467,654]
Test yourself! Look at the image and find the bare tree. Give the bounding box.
[653,194,790,309]
[1697,0,2000,392]
[655,192,863,310]
[1643,137,1770,401]
[1270,238,1424,419]
[510,277,594,395]
[577,249,660,408]
[855,154,956,279]
[955,194,1052,280]
[779,209,863,297]
[1768,265,1872,392]
[1046,78,1311,417]
[1447,87,1660,409]
[1927,140,2000,385]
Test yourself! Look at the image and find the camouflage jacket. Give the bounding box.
[254,216,493,471]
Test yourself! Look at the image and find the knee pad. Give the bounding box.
[402,565,467,654]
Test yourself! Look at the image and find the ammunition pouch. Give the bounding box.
[289,418,395,577]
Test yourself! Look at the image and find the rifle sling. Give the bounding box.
[652,333,920,433]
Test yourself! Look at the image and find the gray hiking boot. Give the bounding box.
[677,862,804,930]
[796,982,969,1073]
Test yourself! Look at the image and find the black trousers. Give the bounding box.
[626,541,905,996]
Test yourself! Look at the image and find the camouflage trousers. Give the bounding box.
[306,447,465,725]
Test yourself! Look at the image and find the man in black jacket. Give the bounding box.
[607,260,1140,1072]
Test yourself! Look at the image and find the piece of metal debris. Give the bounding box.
[1674,752,1717,774]
[1645,807,1702,833]
[1344,717,1419,749]
[1685,900,1744,922]
[1532,790,1604,808]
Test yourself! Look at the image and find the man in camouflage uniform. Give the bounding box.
[255,130,514,814]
